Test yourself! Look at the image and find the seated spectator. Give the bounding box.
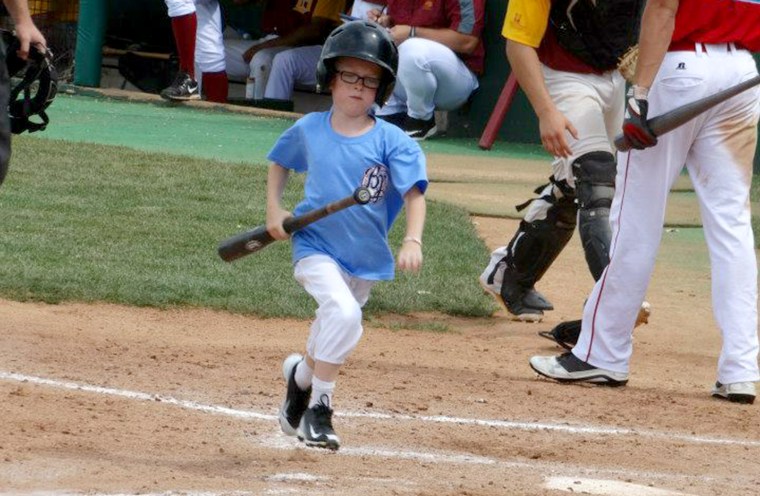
[224,0,315,102]
[349,0,386,19]
[257,0,345,107]
[162,0,228,103]
[368,0,485,140]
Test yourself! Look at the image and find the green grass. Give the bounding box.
[374,319,454,334]
[0,136,495,318]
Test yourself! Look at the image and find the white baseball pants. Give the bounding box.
[575,44,760,385]
[542,65,625,189]
[294,255,374,365]
[377,38,479,120]
[264,45,323,100]
[225,37,285,100]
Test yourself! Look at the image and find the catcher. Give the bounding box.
[480,0,650,331]
[0,0,54,187]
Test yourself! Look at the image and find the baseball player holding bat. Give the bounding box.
[265,21,427,450]
[218,187,372,262]
[530,0,760,404]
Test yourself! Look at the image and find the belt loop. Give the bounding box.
[695,42,704,57]
[728,42,736,52]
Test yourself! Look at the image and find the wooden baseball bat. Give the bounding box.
[478,72,519,150]
[218,187,372,262]
[615,74,760,152]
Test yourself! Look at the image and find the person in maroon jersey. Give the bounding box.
[367,0,485,140]
[530,0,760,404]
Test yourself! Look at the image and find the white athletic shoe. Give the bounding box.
[529,352,629,386]
[278,353,311,436]
[711,381,756,404]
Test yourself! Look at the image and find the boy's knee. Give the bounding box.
[331,299,363,330]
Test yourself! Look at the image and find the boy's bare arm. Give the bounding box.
[397,186,426,273]
[265,164,292,240]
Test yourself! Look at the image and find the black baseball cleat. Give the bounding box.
[539,319,581,350]
[499,277,553,322]
[377,111,407,128]
[298,394,340,450]
[529,352,629,386]
[403,116,437,141]
[278,354,312,436]
[479,259,553,322]
[160,71,200,101]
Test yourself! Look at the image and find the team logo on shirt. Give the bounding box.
[361,165,388,203]
[293,0,313,14]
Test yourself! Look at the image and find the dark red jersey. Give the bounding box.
[671,0,760,51]
[385,0,486,74]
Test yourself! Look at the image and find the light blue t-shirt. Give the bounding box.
[267,111,428,280]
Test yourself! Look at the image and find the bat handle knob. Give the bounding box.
[354,187,372,204]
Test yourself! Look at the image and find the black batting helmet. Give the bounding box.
[316,20,398,107]
[2,29,57,134]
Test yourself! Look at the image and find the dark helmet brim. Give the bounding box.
[316,21,399,107]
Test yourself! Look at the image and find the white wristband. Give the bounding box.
[403,236,422,247]
[632,85,649,100]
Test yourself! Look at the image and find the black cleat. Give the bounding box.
[403,116,437,141]
[539,319,581,350]
[377,111,407,128]
[297,394,340,450]
[160,71,200,101]
[278,354,311,436]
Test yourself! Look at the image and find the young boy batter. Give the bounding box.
[265,21,428,450]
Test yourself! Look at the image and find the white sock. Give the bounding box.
[294,359,313,391]
[309,377,335,409]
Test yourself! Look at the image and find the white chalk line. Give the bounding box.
[3,370,757,449]
[254,431,721,489]
[3,370,755,494]
[3,370,758,448]
[544,477,697,496]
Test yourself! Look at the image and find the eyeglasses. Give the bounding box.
[337,70,381,89]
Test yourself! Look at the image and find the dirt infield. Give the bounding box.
[2,216,759,496]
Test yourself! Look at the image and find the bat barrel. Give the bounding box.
[218,225,274,262]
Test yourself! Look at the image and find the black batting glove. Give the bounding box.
[622,87,658,150]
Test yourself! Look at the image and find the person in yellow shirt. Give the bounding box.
[479,0,645,330]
